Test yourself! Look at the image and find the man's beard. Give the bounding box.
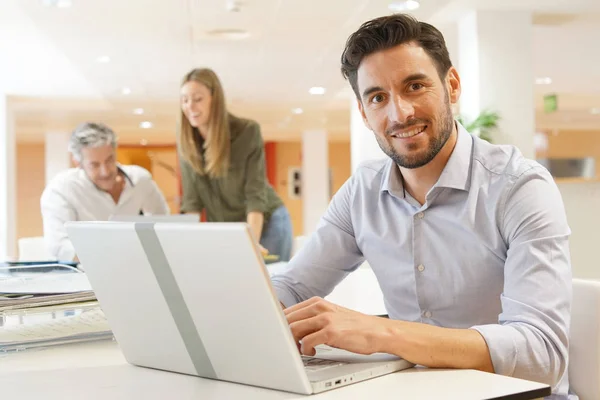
[376,92,454,169]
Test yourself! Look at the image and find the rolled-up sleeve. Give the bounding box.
[471,167,571,389]
[40,186,77,261]
[271,176,365,307]
[243,122,269,215]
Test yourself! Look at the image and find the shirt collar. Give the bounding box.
[434,122,473,192]
[380,121,474,195]
[79,164,134,191]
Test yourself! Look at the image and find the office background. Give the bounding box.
[1,0,600,280]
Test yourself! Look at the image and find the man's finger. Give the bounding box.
[285,302,324,325]
[284,296,323,316]
[289,315,327,345]
[300,329,330,356]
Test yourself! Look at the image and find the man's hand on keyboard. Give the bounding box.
[284,297,390,357]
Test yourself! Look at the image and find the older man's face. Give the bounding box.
[79,145,119,191]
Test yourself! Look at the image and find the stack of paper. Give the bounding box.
[0,272,113,351]
[0,273,96,312]
[0,307,112,352]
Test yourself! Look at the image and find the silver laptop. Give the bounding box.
[66,222,413,394]
[109,214,199,222]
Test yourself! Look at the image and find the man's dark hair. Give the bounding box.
[341,14,452,99]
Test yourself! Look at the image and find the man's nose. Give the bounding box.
[388,95,415,123]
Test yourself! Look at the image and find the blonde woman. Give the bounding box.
[178,68,293,261]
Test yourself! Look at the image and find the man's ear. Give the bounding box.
[446,67,461,105]
[356,97,373,131]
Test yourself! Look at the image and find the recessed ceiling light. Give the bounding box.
[388,0,420,12]
[56,0,72,8]
[591,108,600,115]
[96,55,111,63]
[205,29,250,40]
[43,0,72,8]
[133,108,144,115]
[292,108,304,114]
[140,121,153,129]
[309,87,326,95]
[121,87,132,95]
[535,77,552,85]
[140,139,148,146]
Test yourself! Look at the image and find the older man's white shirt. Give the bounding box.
[41,165,169,260]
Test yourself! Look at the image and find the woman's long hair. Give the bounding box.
[178,68,230,178]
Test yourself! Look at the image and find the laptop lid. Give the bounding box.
[66,221,312,394]
[109,214,199,223]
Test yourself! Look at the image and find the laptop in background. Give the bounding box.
[109,214,199,223]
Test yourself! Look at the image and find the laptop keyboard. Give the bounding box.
[302,356,347,372]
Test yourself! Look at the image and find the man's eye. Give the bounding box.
[410,83,424,91]
[371,94,385,104]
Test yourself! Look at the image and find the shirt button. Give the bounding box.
[424,311,432,318]
[417,264,425,272]
[417,212,424,219]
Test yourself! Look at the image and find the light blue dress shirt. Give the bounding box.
[271,124,573,399]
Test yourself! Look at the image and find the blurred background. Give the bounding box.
[1,0,600,278]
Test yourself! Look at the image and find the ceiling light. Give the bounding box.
[140,139,148,146]
[56,0,72,8]
[388,0,420,12]
[309,87,326,95]
[133,108,144,115]
[535,77,552,85]
[96,55,111,63]
[205,29,250,40]
[591,108,600,115]
[140,121,153,129]
[121,87,132,95]
[292,108,304,114]
[43,0,72,8]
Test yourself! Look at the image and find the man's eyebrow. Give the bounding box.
[362,86,384,100]
[361,74,431,100]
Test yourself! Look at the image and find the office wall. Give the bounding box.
[537,129,600,177]
[274,140,351,237]
[557,182,600,280]
[16,143,45,240]
[535,130,600,279]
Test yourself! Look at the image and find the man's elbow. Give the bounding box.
[545,343,568,389]
[516,340,568,389]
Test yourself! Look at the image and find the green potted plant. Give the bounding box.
[457,110,499,143]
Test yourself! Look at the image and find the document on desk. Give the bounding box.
[0,273,96,312]
[0,308,112,352]
[0,273,92,294]
[0,292,97,312]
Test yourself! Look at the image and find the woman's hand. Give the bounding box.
[258,244,269,256]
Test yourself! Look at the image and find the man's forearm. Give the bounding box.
[247,211,264,242]
[377,319,494,372]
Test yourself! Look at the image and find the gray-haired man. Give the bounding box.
[41,122,169,261]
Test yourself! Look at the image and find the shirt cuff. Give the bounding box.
[271,281,301,309]
[470,324,518,376]
[56,241,76,262]
[246,205,267,215]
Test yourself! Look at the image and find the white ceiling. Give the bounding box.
[2,0,600,144]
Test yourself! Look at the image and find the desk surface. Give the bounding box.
[0,340,550,400]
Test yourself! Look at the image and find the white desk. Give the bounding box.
[0,340,550,399]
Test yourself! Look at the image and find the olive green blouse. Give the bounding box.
[179,114,283,223]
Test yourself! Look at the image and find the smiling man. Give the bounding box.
[270,14,573,399]
[41,122,169,261]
